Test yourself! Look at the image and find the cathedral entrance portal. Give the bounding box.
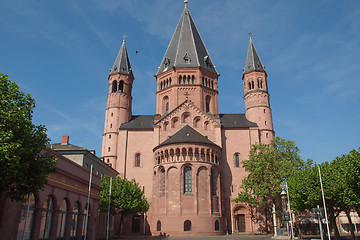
[236,214,246,232]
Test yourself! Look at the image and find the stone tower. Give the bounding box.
[242,37,274,144]
[155,2,219,116]
[102,40,134,168]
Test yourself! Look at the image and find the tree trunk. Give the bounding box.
[328,210,340,240]
[345,210,356,240]
[118,214,124,236]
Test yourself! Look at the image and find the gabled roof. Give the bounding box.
[243,38,266,75]
[120,115,154,130]
[110,40,133,76]
[157,125,216,147]
[156,4,217,75]
[220,114,258,128]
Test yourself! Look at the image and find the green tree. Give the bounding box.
[99,176,149,234]
[234,137,307,232]
[0,74,56,201]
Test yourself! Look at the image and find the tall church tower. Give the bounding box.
[155,1,219,116]
[102,40,134,165]
[242,37,274,144]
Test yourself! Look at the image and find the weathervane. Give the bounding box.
[248,32,253,39]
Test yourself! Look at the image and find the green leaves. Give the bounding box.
[0,73,56,201]
[235,136,304,208]
[99,176,149,216]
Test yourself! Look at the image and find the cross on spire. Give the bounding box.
[184,91,190,99]
[248,32,253,39]
[121,34,128,42]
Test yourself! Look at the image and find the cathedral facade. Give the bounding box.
[101,2,274,236]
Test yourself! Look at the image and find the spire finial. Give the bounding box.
[121,34,128,43]
[248,32,253,39]
[184,0,188,6]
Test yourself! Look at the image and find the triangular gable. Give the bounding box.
[154,100,220,127]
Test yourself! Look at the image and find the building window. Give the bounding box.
[235,153,240,168]
[135,154,141,167]
[184,167,192,193]
[111,81,117,92]
[57,199,68,238]
[119,80,124,92]
[211,169,216,196]
[71,202,80,238]
[157,221,161,231]
[40,195,54,239]
[215,220,220,231]
[160,168,165,196]
[184,220,191,231]
[17,194,36,240]
[166,102,169,112]
[205,95,211,113]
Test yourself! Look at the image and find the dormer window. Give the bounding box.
[164,57,170,66]
[183,53,191,64]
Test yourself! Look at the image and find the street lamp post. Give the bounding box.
[312,205,325,240]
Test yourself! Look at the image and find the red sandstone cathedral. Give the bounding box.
[101,1,274,236]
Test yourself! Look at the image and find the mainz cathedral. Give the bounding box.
[101,1,274,236]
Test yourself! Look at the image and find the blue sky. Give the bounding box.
[1,0,359,164]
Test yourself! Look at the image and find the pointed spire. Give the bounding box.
[110,39,133,76]
[243,37,266,75]
[156,3,217,75]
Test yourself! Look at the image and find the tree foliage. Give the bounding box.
[0,74,56,201]
[235,137,307,208]
[99,176,149,216]
[287,148,360,240]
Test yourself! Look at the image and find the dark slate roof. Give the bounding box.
[243,38,266,75]
[220,114,258,128]
[156,4,217,75]
[120,115,154,130]
[158,125,215,147]
[110,40,133,76]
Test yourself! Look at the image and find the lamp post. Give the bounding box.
[312,205,325,240]
[281,188,290,240]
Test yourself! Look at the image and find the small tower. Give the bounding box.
[243,37,274,144]
[102,39,134,166]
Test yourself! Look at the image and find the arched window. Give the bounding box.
[119,80,124,92]
[160,168,165,196]
[182,112,190,123]
[192,75,195,84]
[39,195,54,239]
[248,82,251,90]
[169,77,172,86]
[257,79,260,88]
[70,202,80,238]
[160,81,163,90]
[184,220,191,231]
[179,76,182,84]
[251,81,254,89]
[202,77,204,85]
[235,153,240,168]
[211,80,214,89]
[184,167,192,193]
[135,154,141,167]
[172,117,179,128]
[205,96,211,113]
[183,75,186,84]
[187,75,190,84]
[215,220,220,231]
[211,169,215,196]
[17,194,36,240]
[57,199,68,238]
[111,81,117,93]
[157,221,161,231]
[82,204,90,237]
[162,96,169,113]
